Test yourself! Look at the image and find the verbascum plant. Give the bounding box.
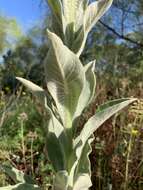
[48,0,113,56]
[0,0,136,190]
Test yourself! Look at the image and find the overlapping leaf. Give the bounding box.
[0,165,35,185]
[74,61,96,120]
[16,77,47,107]
[0,165,39,189]
[44,30,85,128]
[73,174,92,190]
[47,0,67,38]
[48,0,62,20]
[46,110,72,172]
[47,0,113,56]
[0,183,40,190]
[77,0,113,56]
[81,98,136,143]
[53,171,68,190]
[73,98,136,176]
[46,113,66,172]
[84,0,113,33]
[74,135,94,177]
[62,0,79,25]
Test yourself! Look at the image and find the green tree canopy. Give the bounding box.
[0,15,22,53]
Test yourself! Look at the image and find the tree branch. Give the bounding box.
[99,20,143,48]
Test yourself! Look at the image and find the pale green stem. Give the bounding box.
[124,133,132,190]
[30,137,34,177]
[21,121,27,171]
[124,114,138,190]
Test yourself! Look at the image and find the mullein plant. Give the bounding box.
[0,0,136,189]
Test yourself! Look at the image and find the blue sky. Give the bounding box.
[0,0,45,32]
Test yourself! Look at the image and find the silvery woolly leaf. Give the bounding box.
[47,0,113,57]
[47,0,63,20]
[77,0,113,56]
[73,174,92,190]
[74,135,94,177]
[84,0,113,33]
[0,183,40,190]
[47,0,88,55]
[79,98,137,148]
[66,136,93,190]
[53,171,68,190]
[16,77,47,107]
[46,109,72,172]
[62,0,88,32]
[74,61,96,120]
[73,98,136,169]
[0,165,35,184]
[75,0,89,32]
[47,0,67,38]
[44,30,85,128]
[63,0,88,55]
[46,111,65,172]
[70,26,85,55]
[63,0,89,25]
[63,0,88,50]
[62,0,81,26]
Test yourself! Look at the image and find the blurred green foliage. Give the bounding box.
[0,15,22,53]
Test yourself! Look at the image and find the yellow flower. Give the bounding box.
[5,86,10,92]
[131,129,138,136]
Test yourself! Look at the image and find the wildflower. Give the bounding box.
[131,129,138,136]
[18,112,28,121]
